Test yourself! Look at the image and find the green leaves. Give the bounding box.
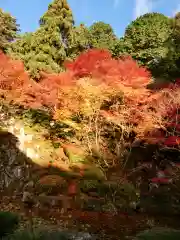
[89,21,117,51]
[136,228,180,240]
[67,24,91,59]
[0,211,19,237]
[123,13,172,65]
[8,0,74,79]
[111,13,179,79]
[0,8,19,52]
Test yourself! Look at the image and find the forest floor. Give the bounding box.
[1,192,180,240]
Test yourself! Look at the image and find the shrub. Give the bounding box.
[0,211,19,238]
[3,229,69,240]
[135,227,180,240]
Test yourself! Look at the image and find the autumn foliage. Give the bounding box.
[65,49,151,88]
[0,51,73,108]
[0,49,179,167]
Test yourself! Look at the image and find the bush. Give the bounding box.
[3,229,69,240]
[135,228,180,240]
[0,211,19,238]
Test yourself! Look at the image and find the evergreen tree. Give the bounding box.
[8,0,74,79]
[113,14,171,64]
[172,12,180,47]
[89,21,117,51]
[123,13,172,67]
[67,24,91,59]
[0,8,19,52]
[112,13,176,78]
[159,12,180,79]
[147,12,180,79]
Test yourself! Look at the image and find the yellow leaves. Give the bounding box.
[61,119,81,131]
[54,77,126,134]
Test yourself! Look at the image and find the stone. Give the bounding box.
[22,191,34,205]
[23,181,34,191]
[68,231,93,240]
[13,166,23,179]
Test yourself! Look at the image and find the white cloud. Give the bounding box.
[134,0,153,19]
[113,0,120,8]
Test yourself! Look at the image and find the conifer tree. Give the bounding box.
[0,8,19,51]
[89,21,117,51]
[9,0,74,79]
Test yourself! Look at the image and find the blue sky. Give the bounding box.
[1,0,180,37]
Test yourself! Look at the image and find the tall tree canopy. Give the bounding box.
[172,12,180,47]
[160,12,180,78]
[114,13,172,68]
[146,12,180,79]
[0,8,19,52]
[88,21,117,51]
[66,24,91,59]
[8,0,74,79]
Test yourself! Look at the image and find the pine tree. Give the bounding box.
[0,8,19,51]
[67,24,91,59]
[39,0,74,45]
[8,0,74,79]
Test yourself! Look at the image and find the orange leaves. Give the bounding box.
[57,49,167,140]
[65,49,151,89]
[94,56,151,88]
[0,52,75,109]
[40,71,75,89]
[60,49,156,139]
[65,49,112,78]
[1,48,180,151]
[0,51,28,91]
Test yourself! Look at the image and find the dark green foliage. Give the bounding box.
[8,0,74,79]
[111,38,130,58]
[23,109,52,127]
[88,21,117,51]
[164,12,180,78]
[135,228,180,240]
[124,13,172,63]
[114,13,174,78]
[80,179,137,199]
[0,211,19,237]
[149,12,180,79]
[172,12,180,48]
[0,8,19,52]
[66,24,91,59]
[3,229,69,240]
